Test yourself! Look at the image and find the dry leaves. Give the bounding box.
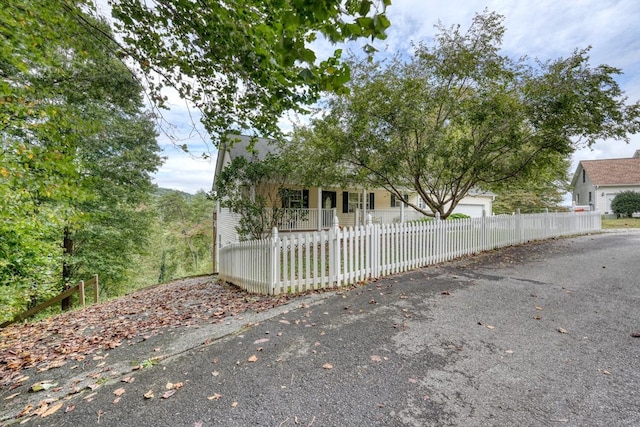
[247,355,258,363]
[30,380,58,392]
[41,402,64,418]
[208,393,222,400]
[162,390,176,399]
[557,328,568,334]
[322,363,333,369]
[0,277,294,384]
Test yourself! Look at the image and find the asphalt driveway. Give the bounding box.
[12,231,640,426]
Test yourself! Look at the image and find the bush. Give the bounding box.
[447,213,471,220]
[611,191,640,217]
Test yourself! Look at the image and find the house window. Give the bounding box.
[417,197,427,210]
[576,194,580,203]
[342,192,375,213]
[279,188,309,209]
[348,192,365,213]
[588,191,592,203]
[582,169,586,183]
[390,193,409,208]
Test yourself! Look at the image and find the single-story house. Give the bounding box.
[571,150,640,214]
[213,135,495,244]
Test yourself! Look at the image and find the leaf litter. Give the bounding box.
[0,277,296,386]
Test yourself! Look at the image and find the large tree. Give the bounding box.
[0,0,162,318]
[105,0,391,141]
[294,11,640,218]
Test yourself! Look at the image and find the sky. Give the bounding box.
[150,0,640,195]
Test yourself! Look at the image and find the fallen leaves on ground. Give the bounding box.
[0,277,295,385]
[322,363,333,369]
[557,328,568,334]
[162,389,177,399]
[30,381,58,392]
[40,402,63,418]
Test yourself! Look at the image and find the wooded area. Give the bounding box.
[0,2,213,325]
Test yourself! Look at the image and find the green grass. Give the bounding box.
[601,217,640,229]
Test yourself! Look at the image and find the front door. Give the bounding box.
[322,191,337,227]
[605,193,616,214]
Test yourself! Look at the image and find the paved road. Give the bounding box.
[16,231,640,426]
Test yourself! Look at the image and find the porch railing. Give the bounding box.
[357,208,427,225]
[263,208,337,231]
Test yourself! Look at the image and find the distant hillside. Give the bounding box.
[154,187,196,198]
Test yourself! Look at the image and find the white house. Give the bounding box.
[213,135,495,244]
[571,150,640,214]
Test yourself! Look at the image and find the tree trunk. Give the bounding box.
[61,226,74,311]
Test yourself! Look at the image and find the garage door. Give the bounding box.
[453,204,484,218]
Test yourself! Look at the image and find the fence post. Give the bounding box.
[79,280,85,307]
[93,274,99,303]
[516,208,522,243]
[330,216,340,287]
[366,214,372,279]
[270,227,279,295]
[481,209,487,251]
[545,208,550,239]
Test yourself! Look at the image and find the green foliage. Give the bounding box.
[0,1,163,321]
[611,191,640,218]
[107,0,391,141]
[138,190,214,285]
[294,11,639,219]
[490,155,570,214]
[447,213,471,220]
[214,143,301,240]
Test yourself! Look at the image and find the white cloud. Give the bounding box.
[153,146,215,194]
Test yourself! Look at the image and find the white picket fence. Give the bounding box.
[218,211,601,295]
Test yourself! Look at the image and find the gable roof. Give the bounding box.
[213,135,277,189]
[578,156,640,186]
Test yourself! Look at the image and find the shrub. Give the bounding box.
[611,191,640,217]
[447,213,471,220]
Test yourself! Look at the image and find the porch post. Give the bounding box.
[317,187,322,231]
[362,188,367,226]
[400,198,405,223]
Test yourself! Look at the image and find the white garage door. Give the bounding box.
[453,204,484,218]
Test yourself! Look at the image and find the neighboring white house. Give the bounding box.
[213,135,495,243]
[571,150,640,214]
